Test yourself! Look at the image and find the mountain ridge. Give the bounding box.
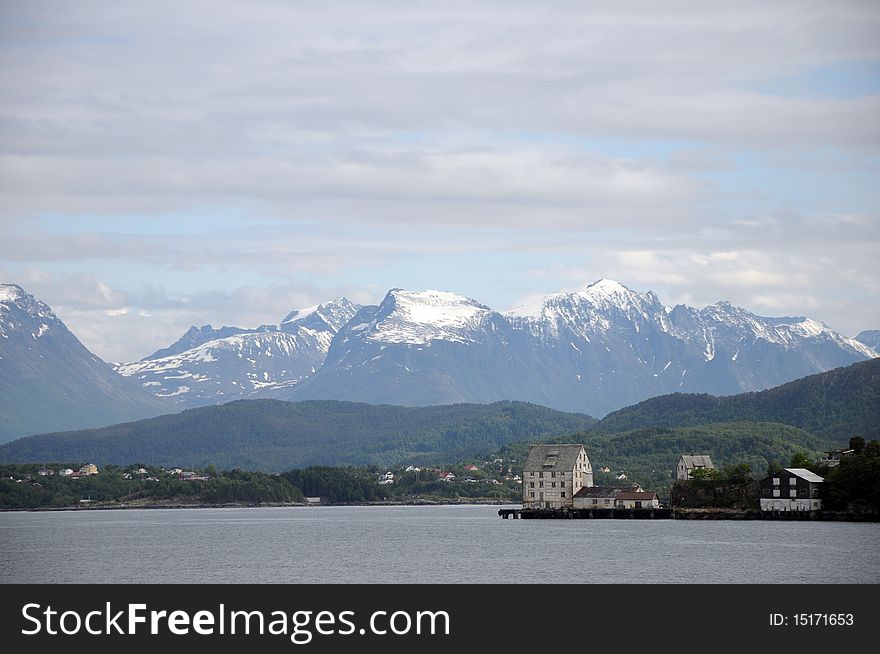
[596,357,880,441]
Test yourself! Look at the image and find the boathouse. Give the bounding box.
[759,468,824,511]
[522,444,592,509]
[573,486,660,509]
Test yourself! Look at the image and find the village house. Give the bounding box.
[58,468,74,477]
[573,486,660,509]
[676,454,714,480]
[179,471,209,480]
[522,444,593,509]
[78,463,99,476]
[817,448,854,468]
[759,468,824,511]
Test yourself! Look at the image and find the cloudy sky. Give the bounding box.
[1,1,879,362]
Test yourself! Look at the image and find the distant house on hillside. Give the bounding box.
[817,448,854,468]
[522,444,593,510]
[759,468,824,511]
[78,463,99,476]
[676,455,714,480]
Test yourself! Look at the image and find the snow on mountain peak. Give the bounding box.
[0,283,59,329]
[280,298,359,333]
[281,304,321,325]
[0,284,26,303]
[368,289,495,345]
[584,278,630,296]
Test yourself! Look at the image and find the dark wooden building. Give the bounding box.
[759,468,824,511]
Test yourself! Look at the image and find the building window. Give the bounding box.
[592,499,598,505]
[529,482,534,488]
[789,478,797,486]
[530,492,534,498]
[539,482,543,488]
[561,492,566,498]
[773,478,780,486]
[773,489,780,497]
[551,471,556,478]
[551,482,556,488]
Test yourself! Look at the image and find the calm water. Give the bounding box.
[1,505,878,583]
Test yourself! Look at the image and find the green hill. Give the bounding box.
[0,399,596,472]
[595,358,880,442]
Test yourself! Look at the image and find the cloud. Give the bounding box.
[1,2,878,358]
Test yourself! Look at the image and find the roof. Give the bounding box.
[573,486,654,500]
[523,444,586,473]
[784,468,825,483]
[616,491,658,501]
[679,454,714,469]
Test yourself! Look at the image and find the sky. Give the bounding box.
[1,1,879,362]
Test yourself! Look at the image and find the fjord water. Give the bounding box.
[2,505,878,583]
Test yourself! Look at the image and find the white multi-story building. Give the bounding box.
[522,444,593,509]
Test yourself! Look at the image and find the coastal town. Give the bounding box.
[3,435,876,519]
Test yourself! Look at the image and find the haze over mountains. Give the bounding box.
[0,280,876,442]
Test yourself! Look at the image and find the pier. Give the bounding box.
[499,507,673,519]
[498,507,878,521]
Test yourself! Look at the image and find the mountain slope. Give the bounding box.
[0,284,169,442]
[0,400,598,471]
[116,298,360,408]
[595,358,880,441]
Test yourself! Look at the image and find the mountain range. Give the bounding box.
[0,279,876,441]
[117,279,877,416]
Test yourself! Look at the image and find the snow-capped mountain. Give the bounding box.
[116,298,360,407]
[284,279,875,416]
[283,289,540,406]
[0,284,168,442]
[501,279,875,414]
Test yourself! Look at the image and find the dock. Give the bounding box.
[499,507,673,519]
[499,507,878,521]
